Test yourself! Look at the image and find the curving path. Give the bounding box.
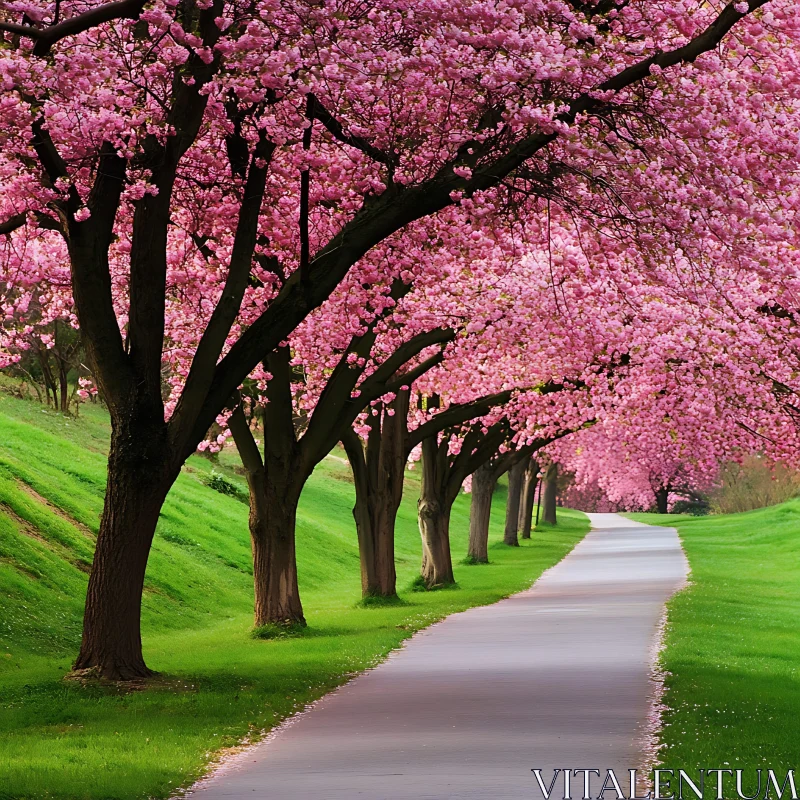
[186,514,687,800]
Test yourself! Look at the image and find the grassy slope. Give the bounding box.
[628,506,800,789]
[0,391,588,800]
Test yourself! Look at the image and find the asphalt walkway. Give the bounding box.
[188,513,687,799]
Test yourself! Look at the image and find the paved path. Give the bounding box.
[187,514,687,800]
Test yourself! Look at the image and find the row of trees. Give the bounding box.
[2,0,800,680]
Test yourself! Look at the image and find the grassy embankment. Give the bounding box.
[0,389,588,800]
[629,506,800,793]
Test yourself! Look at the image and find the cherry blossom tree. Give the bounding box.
[0,0,793,679]
[226,311,454,625]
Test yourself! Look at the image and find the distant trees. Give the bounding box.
[710,457,800,514]
[10,321,83,412]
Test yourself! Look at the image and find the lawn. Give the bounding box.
[628,505,800,794]
[0,390,588,800]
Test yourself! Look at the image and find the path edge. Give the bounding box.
[173,514,592,798]
[635,519,692,796]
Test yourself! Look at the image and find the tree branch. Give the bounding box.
[300,326,453,464]
[0,213,28,236]
[308,94,392,165]
[407,390,514,450]
[125,0,225,417]
[340,425,367,487]
[0,0,147,56]
[381,350,446,398]
[467,0,771,191]
[358,327,455,400]
[447,419,511,501]
[299,95,313,293]
[287,279,415,458]
[227,401,264,474]
[172,133,276,438]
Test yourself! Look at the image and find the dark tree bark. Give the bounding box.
[53,319,74,413]
[519,458,538,539]
[58,361,69,413]
[340,390,410,599]
[541,463,559,525]
[350,477,399,598]
[229,348,307,627]
[74,413,174,679]
[467,462,497,563]
[415,407,514,588]
[249,468,305,626]
[37,344,57,408]
[655,487,669,514]
[503,458,526,546]
[467,449,546,561]
[252,352,306,625]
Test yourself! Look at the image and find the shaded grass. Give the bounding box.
[250,621,309,640]
[627,505,800,791]
[0,391,588,800]
[356,594,408,608]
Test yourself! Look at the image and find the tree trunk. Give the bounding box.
[468,461,496,563]
[519,459,538,539]
[232,348,307,628]
[352,489,398,597]
[344,427,400,599]
[541,463,558,525]
[248,466,305,627]
[59,361,69,413]
[655,487,669,514]
[419,498,454,588]
[342,406,405,599]
[74,424,175,680]
[418,435,455,588]
[503,458,525,546]
[38,348,56,408]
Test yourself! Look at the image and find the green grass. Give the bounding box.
[0,390,588,800]
[628,505,800,793]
